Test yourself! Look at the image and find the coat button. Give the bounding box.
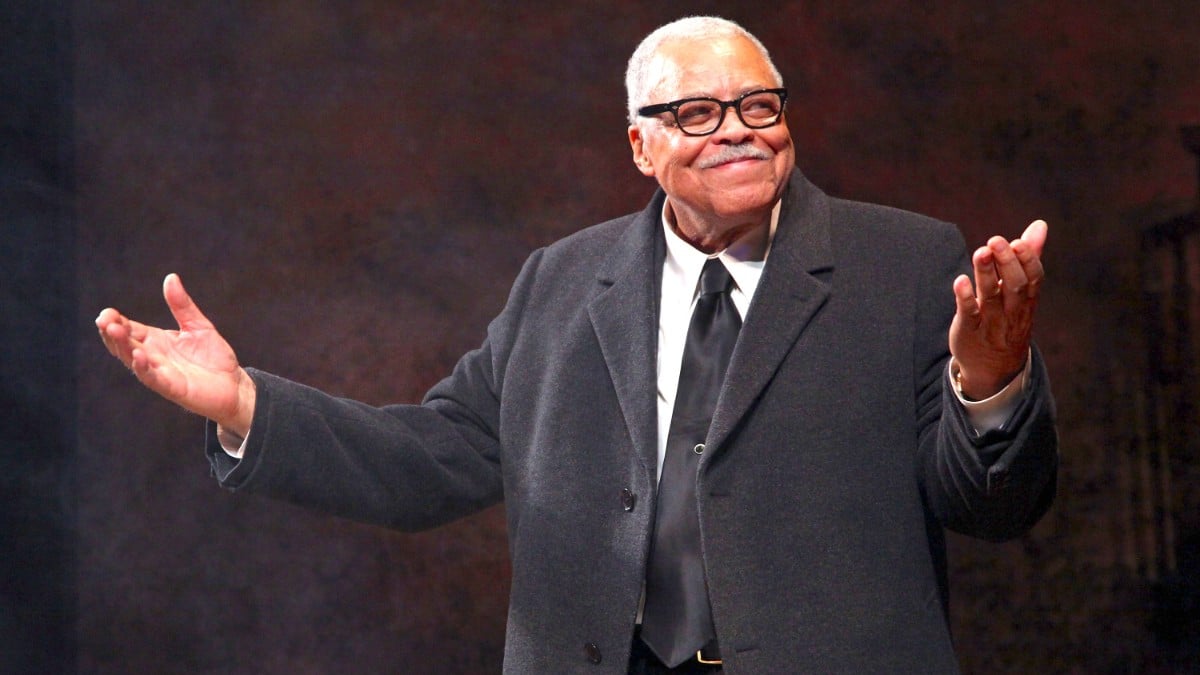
[987,464,1010,496]
[621,488,637,512]
[584,642,602,664]
[693,443,705,455]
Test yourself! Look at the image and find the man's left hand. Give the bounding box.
[949,220,1047,400]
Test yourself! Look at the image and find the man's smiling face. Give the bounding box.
[629,34,795,249]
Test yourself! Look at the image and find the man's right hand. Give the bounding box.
[96,273,256,438]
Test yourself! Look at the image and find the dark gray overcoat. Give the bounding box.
[209,170,1058,674]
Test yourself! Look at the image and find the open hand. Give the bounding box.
[949,220,1047,400]
[96,273,256,436]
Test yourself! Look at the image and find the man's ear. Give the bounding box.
[628,125,656,177]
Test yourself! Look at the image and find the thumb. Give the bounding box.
[162,273,214,331]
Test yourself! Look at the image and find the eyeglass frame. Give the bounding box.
[636,88,789,137]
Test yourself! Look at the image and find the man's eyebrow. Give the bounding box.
[656,90,708,101]
[670,85,774,100]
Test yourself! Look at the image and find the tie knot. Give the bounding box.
[698,258,735,297]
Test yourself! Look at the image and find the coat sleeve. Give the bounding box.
[204,248,547,532]
[913,224,1059,542]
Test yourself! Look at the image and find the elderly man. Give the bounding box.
[97,16,1056,675]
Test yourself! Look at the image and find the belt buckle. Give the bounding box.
[695,647,723,666]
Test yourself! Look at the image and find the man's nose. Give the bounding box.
[709,106,755,142]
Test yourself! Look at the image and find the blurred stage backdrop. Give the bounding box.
[3,1,1199,672]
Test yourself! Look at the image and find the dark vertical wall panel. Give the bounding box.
[0,2,76,674]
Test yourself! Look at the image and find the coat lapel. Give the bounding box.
[587,192,666,479]
[706,173,835,455]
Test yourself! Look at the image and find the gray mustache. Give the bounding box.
[698,144,770,169]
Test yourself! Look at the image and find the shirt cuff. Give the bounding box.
[217,425,248,459]
[948,352,1032,434]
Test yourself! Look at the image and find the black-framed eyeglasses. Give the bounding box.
[636,88,788,137]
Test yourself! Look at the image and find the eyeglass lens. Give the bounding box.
[676,92,783,134]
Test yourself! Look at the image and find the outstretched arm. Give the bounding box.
[95,273,257,437]
[949,220,1047,399]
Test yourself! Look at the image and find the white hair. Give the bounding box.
[624,16,783,125]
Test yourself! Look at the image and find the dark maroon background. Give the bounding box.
[4,1,1200,673]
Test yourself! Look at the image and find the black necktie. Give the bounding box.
[641,258,742,667]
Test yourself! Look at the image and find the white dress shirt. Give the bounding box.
[654,202,775,481]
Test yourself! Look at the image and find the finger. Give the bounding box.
[130,346,151,374]
[988,237,1032,317]
[972,245,1003,305]
[163,273,215,332]
[128,345,171,394]
[989,236,1028,289]
[99,310,148,346]
[96,308,142,363]
[1010,240,1045,300]
[95,308,122,352]
[952,274,981,329]
[1011,222,1047,300]
[1018,219,1048,258]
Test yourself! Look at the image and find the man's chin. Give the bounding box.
[709,199,777,223]
[706,182,781,215]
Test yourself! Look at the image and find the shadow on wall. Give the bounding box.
[1126,125,1200,672]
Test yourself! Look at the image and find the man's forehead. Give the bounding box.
[645,35,774,99]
